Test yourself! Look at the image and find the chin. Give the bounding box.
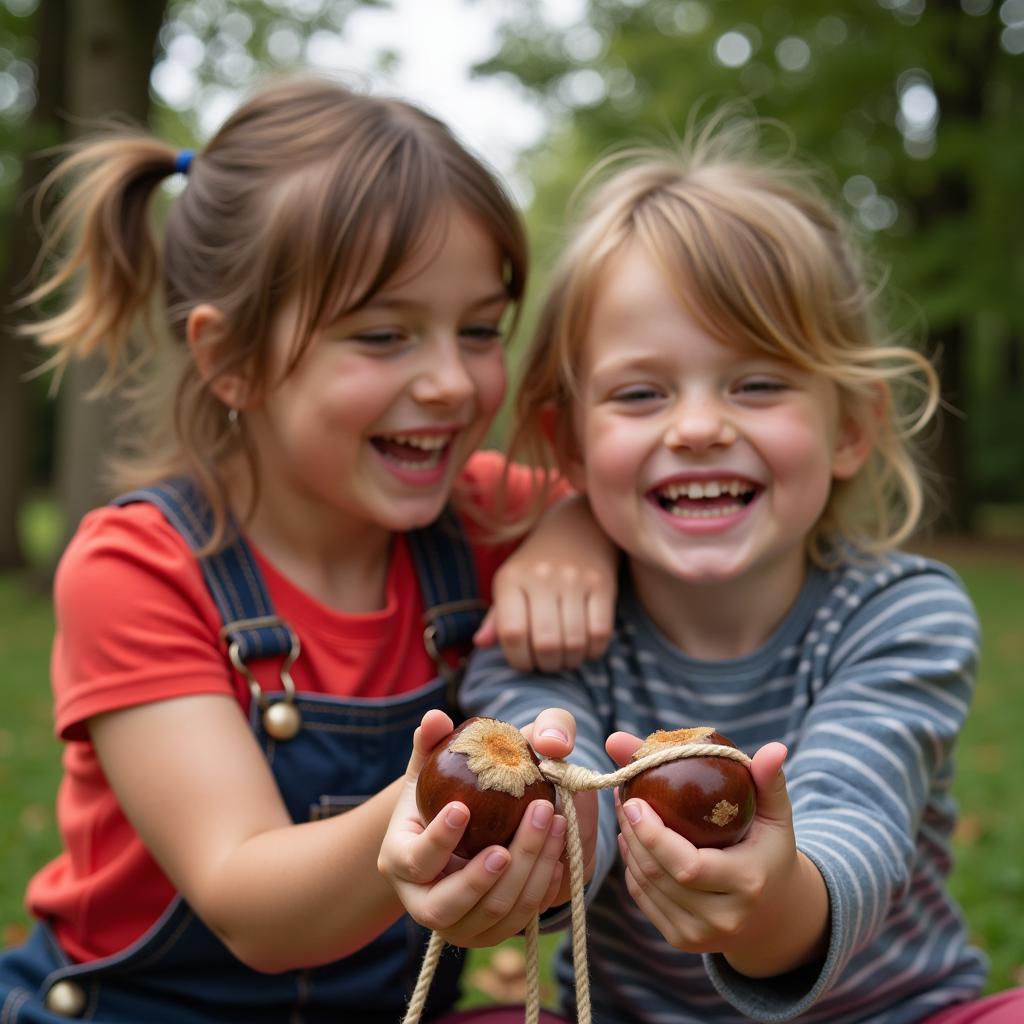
[645,549,751,587]
[385,501,450,533]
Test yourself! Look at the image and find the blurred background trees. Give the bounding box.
[0,0,1021,571]
[480,0,1024,534]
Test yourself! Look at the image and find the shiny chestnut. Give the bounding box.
[416,716,556,859]
[620,727,756,848]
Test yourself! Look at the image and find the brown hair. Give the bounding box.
[509,125,938,562]
[25,75,527,548]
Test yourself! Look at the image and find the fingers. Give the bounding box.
[517,578,575,673]
[584,586,614,661]
[472,608,497,648]
[488,563,608,673]
[490,582,532,670]
[524,708,577,760]
[605,730,643,767]
[620,839,703,951]
[393,801,473,884]
[402,844,514,931]
[419,799,567,947]
[617,794,737,898]
[749,742,792,825]
[469,804,567,945]
[408,710,455,778]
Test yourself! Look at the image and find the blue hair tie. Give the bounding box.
[174,149,195,176]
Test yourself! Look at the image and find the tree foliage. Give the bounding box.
[0,0,383,569]
[479,0,1024,518]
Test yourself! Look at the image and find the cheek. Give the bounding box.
[581,417,646,497]
[473,349,508,419]
[764,413,838,497]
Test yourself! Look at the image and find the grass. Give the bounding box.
[1,543,1021,999]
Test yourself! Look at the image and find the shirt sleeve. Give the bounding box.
[51,504,236,741]
[704,564,980,1020]
[459,645,621,931]
[456,450,573,602]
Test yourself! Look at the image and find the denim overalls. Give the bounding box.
[0,479,484,1023]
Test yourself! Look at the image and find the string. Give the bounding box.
[401,742,751,1024]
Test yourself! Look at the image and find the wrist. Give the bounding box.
[723,851,830,979]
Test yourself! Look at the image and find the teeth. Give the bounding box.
[658,479,752,500]
[386,434,449,450]
[669,503,746,519]
[387,449,444,469]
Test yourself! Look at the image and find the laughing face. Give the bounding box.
[246,204,509,542]
[566,241,868,611]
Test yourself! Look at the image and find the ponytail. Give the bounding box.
[23,135,179,388]
[17,78,527,552]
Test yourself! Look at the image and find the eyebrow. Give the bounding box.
[362,289,510,312]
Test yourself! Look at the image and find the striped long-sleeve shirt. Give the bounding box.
[460,552,987,1023]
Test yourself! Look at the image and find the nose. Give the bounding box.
[664,394,736,452]
[412,335,476,407]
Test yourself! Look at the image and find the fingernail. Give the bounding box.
[624,801,642,825]
[539,728,568,744]
[485,851,508,873]
[445,806,468,829]
[532,801,553,828]
[551,815,567,837]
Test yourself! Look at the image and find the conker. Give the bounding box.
[620,727,755,848]
[416,716,556,859]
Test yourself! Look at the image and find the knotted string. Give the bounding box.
[401,741,752,1024]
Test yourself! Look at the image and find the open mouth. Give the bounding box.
[371,432,452,470]
[650,478,760,519]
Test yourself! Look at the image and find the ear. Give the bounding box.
[832,385,883,481]
[540,404,587,494]
[187,303,252,410]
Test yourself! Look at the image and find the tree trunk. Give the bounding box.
[916,0,999,535]
[53,0,166,545]
[929,322,972,533]
[0,0,69,569]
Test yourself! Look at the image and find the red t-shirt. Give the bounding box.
[26,452,555,962]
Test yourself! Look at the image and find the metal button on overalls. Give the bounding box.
[45,979,86,1017]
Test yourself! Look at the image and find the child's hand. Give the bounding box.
[377,710,568,949]
[522,708,601,907]
[607,732,830,977]
[474,496,616,672]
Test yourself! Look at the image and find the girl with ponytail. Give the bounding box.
[0,76,612,1023]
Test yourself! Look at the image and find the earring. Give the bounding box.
[227,407,240,434]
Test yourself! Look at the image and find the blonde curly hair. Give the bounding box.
[507,124,938,563]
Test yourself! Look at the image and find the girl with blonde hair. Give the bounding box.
[384,126,1024,1022]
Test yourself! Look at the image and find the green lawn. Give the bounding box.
[1,546,1021,998]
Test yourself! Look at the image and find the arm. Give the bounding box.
[475,495,618,671]
[59,511,412,972]
[608,564,979,1018]
[695,564,977,1018]
[90,696,406,972]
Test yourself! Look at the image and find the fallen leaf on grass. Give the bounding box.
[19,803,50,835]
[2,922,29,948]
[953,814,983,847]
[469,946,553,1004]
[970,745,1005,774]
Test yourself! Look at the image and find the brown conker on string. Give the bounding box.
[620,727,756,848]
[416,716,556,859]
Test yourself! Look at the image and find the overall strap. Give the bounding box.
[112,477,292,661]
[115,479,483,666]
[405,507,487,675]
